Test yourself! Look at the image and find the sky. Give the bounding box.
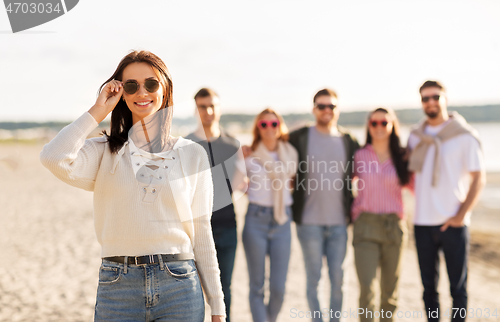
[0,0,499,121]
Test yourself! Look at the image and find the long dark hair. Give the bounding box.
[365,107,410,186]
[99,50,174,153]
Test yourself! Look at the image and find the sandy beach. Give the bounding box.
[1,142,499,322]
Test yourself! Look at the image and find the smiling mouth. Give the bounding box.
[135,101,153,108]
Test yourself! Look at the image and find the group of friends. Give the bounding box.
[40,51,485,322]
[190,81,485,322]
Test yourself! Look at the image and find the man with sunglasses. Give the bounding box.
[185,88,242,322]
[288,88,359,321]
[407,80,486,322]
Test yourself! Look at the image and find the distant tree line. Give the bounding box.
[1,104,498,130]
[220,104,500,127]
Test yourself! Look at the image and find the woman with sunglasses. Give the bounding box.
[237,108,298,322]
[351,107,413,322]
[40,51,225,322]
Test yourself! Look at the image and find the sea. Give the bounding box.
[236,123,499,172]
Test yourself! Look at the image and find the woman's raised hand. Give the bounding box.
[88,80,124,123]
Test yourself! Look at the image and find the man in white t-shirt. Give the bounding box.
[407,80,486,322]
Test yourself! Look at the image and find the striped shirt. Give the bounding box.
[351,144,412,221]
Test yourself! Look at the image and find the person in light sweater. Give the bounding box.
[39,50,225,322]
[238,108,298,322]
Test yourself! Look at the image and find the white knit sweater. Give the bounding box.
[39,111,225,316]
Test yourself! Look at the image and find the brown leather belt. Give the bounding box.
[103,253,194,266]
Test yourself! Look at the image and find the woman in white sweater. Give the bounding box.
[40,50,225,322]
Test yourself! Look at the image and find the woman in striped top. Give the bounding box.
[351,107,413,322]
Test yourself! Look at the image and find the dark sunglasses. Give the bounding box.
[421,95,440,103]
[369,120,389,127]
[123,79,160,95]
[258,119,280,129]
[315,104,336,110]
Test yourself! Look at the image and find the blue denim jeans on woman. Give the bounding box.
[94,258,205,322]
[242,203,292,322]
[296,224,348,322]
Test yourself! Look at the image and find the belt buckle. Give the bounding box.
[134,256,145,266]
[134,255,155,266]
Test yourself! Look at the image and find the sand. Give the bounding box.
[1,142,499,322]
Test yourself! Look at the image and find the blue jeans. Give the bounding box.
[414,225,469,322]
[242,203,292,322]
[296,224,348,322]
[212,226,237,322]
[94,258,205,321]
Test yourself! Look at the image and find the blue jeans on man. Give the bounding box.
[296,224,348,322]
[212,225,237,322]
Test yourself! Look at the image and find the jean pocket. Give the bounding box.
[246,204,260,217]
[164,260,198,279]
[247,204,274,221]
[98,265,122,285]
